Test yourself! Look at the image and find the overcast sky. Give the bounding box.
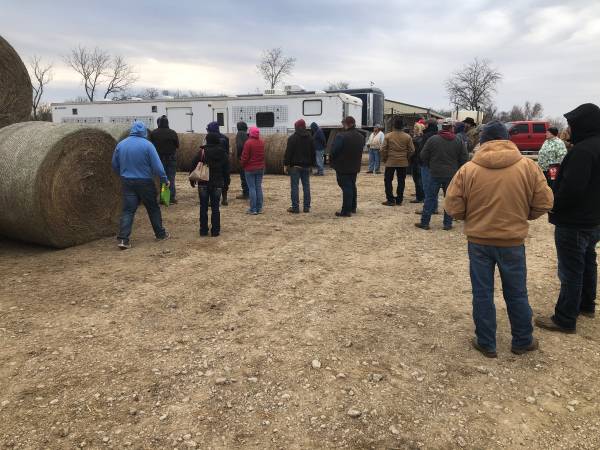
[2,0,599,118]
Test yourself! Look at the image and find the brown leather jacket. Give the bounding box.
[381,131,415,167]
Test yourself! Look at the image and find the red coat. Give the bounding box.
[241,136,265,171]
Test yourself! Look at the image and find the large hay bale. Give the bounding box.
[177,132,205,172]
[0,122,121,248]
[88,124,130,143]
[0,35,33,128]
[264,133,288,175]
[226,133,240,173]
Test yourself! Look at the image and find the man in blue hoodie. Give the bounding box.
[112,121,170,250]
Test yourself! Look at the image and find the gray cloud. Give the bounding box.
[2,0,599,116]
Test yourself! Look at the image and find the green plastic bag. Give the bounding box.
[160,183,170,206]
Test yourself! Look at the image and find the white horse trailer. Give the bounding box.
[51,92,363,135]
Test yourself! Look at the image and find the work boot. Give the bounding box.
[534,316,576,334]
[221,192,228,206]
[287,207,300,214]
[236,193,249,200]
[335,211,351,217]
[472,338,497,358]
[303,207,310,213]
[580,310,595,318]
[511,337,539,355]
[382,201,395,206]
[414,223,430,230]
[156,231,171,241]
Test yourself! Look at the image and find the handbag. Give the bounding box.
[189,149,210,182]
[160,183,171,206]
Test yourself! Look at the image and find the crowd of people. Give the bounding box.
[110,102,600,357]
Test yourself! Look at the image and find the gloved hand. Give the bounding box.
[189,180,196,188]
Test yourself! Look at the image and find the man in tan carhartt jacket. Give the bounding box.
[380,117,415,206]
[444,120,553,359]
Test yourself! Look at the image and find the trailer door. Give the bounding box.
[166,107,193,133]
[213,108,228,133]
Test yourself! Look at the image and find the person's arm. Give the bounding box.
[458,141,468,167]
[528,162,554,219]
[420,138,432,166]
[284,136,293,168]
[310,137,316,166]
[380,135,389,162]
[330,134,343,160]
[148,143,168,184]
[241,140,251,167]
[553,150,593,212]
[407,136,415,161]
[111,146,120,174]
[378,132,385,147]
[444,166,467,220]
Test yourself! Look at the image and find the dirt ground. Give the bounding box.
[1,168,599,450]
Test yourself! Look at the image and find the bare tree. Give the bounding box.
[257,48,296,89]
[29,55,53,120]
[325,81,350,90]
[446,58,502,111]
[102,55,138,99]
[141,87,159,99]
[64,46,110,101]
[523,101,543,120]
[36,103,53,122]
[547,116,566,130]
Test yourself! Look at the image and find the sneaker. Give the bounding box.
[472,338,497,358]
[246,209,258,215]
[414,223,430,230]
[117,240,131,250]
[236,194,249,200]
[257,209,264,214]
[511,338,539,355]
[580,310,595,318]
[382,201,396,207]
[157,231,171,241]
[335,211,351,217]
[287,207,300,214]
[534,316,576,334]
[303,207,310,213]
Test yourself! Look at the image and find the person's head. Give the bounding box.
[564,103,600,144]
[393,117,404,130]
[463,117,476,129]
[454,122,465,134]
[206,121,220,133]
[479,120,509,144]
[249,126,260,138]
[310,122,319,131]
[157,115,169,128]
[441,119,453,131]
[546,127,559,139]
[206,133,220,145]
[426,118,438,128]
[237,121,248,132]
[373,123,382,133]
[294,119,306,131]
[343,116,356,129]
[130,120,147,137]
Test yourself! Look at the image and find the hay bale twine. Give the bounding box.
[264,133,288,175]
[0,35,33,129]
[0,122,121,248]
[177,132,205,172]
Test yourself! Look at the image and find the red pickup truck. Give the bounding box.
[505,121,549,156]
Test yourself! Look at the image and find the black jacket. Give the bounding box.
[420,133,468,178]
[330,127,365,174]
[236,131,249,159]
[190,143,228,189]
[550,103,600,228]
[284,129,316,167]
[150,118,179,160]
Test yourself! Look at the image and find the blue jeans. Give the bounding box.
[411,160,424,201]
[421,176,452,227]
[469,242,533,351]
[553,226,600,329]
[289,167,311,210]
[315,149,325,175]
[161,157,177,201]
[368,149,381,172]
[420,166,436,210]
[199,186,221,235]
[245,169,264,213]
[118,178,166,243]
[336,172,357,214]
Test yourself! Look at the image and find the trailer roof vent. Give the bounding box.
[264,89,285,96]
[284,84,306,93]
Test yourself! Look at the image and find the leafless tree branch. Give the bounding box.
[257,48,296,89]
[445,58,502,111]
[103,55,138,99]
[29,55,53,120]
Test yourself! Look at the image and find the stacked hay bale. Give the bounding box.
[176,132,205,172]
[0,122,121,248]
[0,34,33,129]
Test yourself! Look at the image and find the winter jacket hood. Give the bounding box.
[206,121,220,133]
[249,127,260,138]
[472,140,523,169]
[310,122,326,150]
[564,103,600,144]
[439,130,456,141]
[157,116,169,128]
[130,121,147,137]
[237,121,248,132]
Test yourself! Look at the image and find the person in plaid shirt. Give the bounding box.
[538,127,567,186]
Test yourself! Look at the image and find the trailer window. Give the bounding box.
[151,105,158,113]
[72,108,78,115]
[216,112,225,126]
[256,112,275,128]
[303,100,322,116]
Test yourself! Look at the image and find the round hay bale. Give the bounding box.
[0,35,33,129]
[225,133,241,174]
[264,133,288,175]
[0,122,121,248]
[177,132,205,172]
[87,124,131,143]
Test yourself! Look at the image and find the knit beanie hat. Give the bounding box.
[480,120,508,144]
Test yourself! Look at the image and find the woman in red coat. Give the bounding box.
[241,127,265,214]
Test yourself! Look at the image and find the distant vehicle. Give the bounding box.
[325,88,384,130]
[505,121,549,156]
[51,91,363,135]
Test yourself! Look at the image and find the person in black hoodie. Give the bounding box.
[189,133,228,237]
[284,119,316,213]
[150,115,179,203]
[235,121,249,199]
[536,103,600,333]
[206,121,231,206]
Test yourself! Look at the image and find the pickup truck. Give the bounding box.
[505,121,549,157]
